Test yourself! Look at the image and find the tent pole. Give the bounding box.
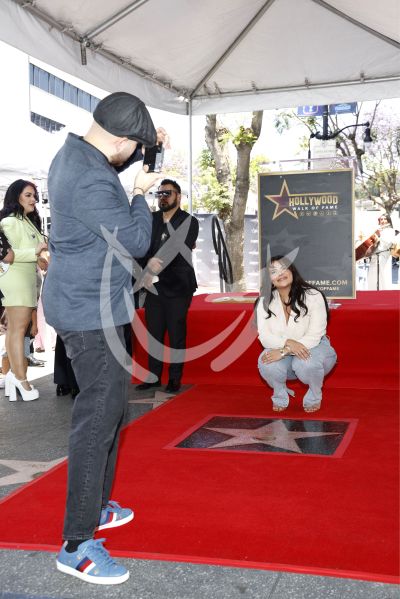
[188,99,193,214]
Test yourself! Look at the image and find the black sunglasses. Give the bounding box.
[155,190,176,198]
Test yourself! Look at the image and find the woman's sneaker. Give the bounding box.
[56,538,129,585]
[96,500,134,531]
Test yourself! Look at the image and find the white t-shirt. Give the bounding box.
[257,289,327,350]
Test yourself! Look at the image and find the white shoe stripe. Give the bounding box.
[83,562,96,574]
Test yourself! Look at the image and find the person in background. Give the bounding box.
[256,256,337,413]
[34,276,57,353]
[42,91,164,585]
[53,334,79,399]
[1,309,46,395]
[26,308,46,367]
[0,180,47,402]
[0,229,14,389]
[136,179,199,394]
[366,214,397,290]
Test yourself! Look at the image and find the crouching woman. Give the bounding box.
[256,256,337,413]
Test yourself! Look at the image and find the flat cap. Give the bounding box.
[93,91,156,146]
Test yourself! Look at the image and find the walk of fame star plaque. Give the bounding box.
[167,416,357,458]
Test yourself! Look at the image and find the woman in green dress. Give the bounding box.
[0,179,47,401]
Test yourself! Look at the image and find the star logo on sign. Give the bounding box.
[205,420,340,453]
[265,180,298,220]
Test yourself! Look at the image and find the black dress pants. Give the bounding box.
[144,293,192,382]
[54,335,78,389]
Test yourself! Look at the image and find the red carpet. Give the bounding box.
[0,384,398,583]
[133,291,399,389]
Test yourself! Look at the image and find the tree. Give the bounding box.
[356,110,400,222]
[202,112,263,291]
[274,102,400,222]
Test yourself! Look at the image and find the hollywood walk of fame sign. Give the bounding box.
[259,169,355,298]
[171,416,356,457]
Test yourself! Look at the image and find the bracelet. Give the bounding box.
[280,347,287,357]
[133,187,144,195]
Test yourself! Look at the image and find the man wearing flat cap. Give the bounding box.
[43,91,164,585]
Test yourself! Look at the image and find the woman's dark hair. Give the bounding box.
[259,255,329,322]
[0,179,42,232]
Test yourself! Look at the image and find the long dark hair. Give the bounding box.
[260,255,329,322]
[0,179,42,232]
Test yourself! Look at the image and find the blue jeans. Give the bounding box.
[57,326,129,540]
[257,336,337,409]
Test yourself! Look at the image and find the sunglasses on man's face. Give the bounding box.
[155,190,176,198]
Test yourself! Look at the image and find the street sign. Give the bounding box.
[329,102,358,115]
[310,138,336,161]
[297,105,325,117]
[297,103,358,117]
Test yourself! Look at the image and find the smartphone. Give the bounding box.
[143,143,164,172]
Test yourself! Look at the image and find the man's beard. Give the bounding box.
[159,199,178,212]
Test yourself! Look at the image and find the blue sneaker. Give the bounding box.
[96,500,134,531]
[56,538,129,585]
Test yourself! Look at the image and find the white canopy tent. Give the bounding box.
[0,0,399,208]
[1,0,399,116]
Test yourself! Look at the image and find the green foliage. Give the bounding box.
[194,150,269,217]
[198,149,215,171]
[193,153,232,219]
[274,111,292,134]
[274,110,317,135]
[232,125,258,147]
[217,128,233,146]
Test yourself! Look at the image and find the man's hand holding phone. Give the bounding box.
[143,144,164,173]
[133,166,163,196]
[133,126,169,194]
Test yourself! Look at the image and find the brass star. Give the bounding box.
[128,390,174,409]
[205,420,339,453]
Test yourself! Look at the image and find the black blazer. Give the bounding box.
[143,208,199,297]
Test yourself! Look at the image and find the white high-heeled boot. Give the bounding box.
[4,370,13,397]
[8,372,39,402]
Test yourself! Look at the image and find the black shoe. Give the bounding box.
[56,384,71,396]
[70,387,79,399]
[165,379,181,393]
[27,356,45,367]
[136,380,161,391]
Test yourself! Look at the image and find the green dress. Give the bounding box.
[0,215,44,307]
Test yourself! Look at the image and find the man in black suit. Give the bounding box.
[137,179,199,393]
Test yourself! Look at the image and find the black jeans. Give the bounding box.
[57,325,128,540]
[144,293,192,382]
